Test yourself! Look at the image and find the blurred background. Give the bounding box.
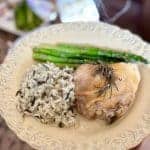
[0,0,149,149]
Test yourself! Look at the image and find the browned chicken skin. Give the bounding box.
[74,63,140,123]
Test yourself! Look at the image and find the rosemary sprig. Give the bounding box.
[94,64,118,98]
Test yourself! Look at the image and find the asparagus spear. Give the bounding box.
[33,52,93,64]
[33,47,122,62]
[57,43,149,64]
[33,53,79,68]
[33,43,149,64]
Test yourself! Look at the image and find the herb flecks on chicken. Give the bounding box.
[93,64,119,98]
[74,63,140,123]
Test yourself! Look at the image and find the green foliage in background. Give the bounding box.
[15,0,43,31]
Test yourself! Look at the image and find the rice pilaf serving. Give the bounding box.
[17,63,76,128]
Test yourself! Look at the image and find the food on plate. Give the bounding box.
[16,63,76,128]
[33,43,149,64]
[74,63,140,123]
[17,43,148,128]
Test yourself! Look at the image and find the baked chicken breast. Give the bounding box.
[74,63,140,123]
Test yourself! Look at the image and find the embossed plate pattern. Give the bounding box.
[0,22,150,150]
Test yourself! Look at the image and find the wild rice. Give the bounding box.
[17,63,76,127]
